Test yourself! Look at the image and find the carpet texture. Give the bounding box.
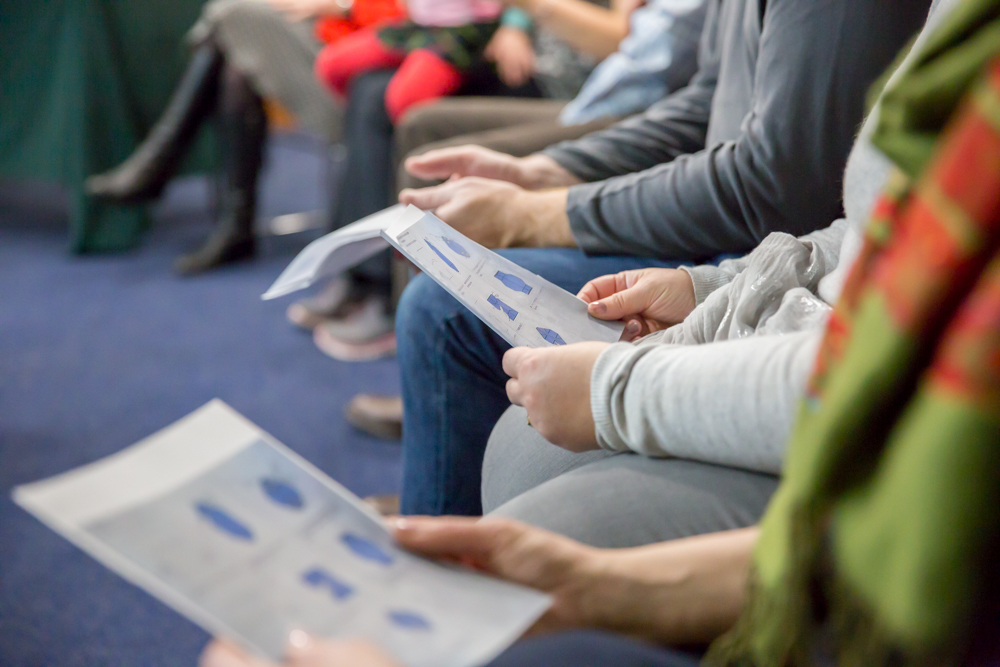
[0,136,402,666]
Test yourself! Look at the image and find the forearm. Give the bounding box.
[508,0,629,59]
[591,331,821,474]
[565,0,929,259]
[582,528,759,644]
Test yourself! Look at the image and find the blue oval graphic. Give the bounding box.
[341,532,394,565]
[388,610,432,631]
[261,478,304,509]
[302,566,354,600]
[196,502,254,541]
[443,237,470,258]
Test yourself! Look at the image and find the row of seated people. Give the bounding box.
[111,0,1000,664]
[88,0,705,362]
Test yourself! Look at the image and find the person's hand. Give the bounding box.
[393,516,602,633]
[399,178,574,248]
[502,342,608,450]
[267,0,348,21]
[578,268,696,341]
[484,27,536,88]
[404,146,581,190]
[200,635,399,667]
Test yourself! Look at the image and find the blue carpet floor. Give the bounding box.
[0,138,402,666]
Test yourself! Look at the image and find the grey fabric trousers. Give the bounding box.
[196,0,343,142]
[483,406,780,548]
[394,98,619,192]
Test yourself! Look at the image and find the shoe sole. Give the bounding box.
[314,330,397,362]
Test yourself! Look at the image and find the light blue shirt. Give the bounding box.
[559,0,706,125]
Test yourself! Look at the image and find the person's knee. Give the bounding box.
[314,43,351,95]
[481,407,531,513]
[395,104,438,160]
[395,273,451,356]
[385,50,462,123]
[209,0,278,25]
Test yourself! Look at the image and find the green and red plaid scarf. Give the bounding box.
[706,2,1000,664]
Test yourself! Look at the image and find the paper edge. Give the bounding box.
[261,205,407,300]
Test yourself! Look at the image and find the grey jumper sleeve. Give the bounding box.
[547,0,929,259]
[591,331,821,474]
[678,220,848,306]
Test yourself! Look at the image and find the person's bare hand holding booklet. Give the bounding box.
[380,205,624,347]
[264,204,625,347]
[12,401,550,667]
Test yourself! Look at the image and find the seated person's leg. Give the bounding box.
[209,0,342,143]
[482,406,617,512]
[487,630,701,667]
[394,100,619,191]
[395,97,567,166]
[384,49,464,123]
[485,409,778,548]
[397,247,683,516]
[314,28,405,97]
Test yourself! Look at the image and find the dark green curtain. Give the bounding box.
[0,0,217,252]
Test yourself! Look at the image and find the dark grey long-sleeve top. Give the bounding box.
[543,0,931,261]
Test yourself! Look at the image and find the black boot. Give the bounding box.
[87,42,223,203]
[174,65,265,276]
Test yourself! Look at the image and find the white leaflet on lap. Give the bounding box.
[13,400,550,667]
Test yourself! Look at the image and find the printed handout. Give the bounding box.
[382,206,625,348]
[262,205,405,300]
[12,401,550,667]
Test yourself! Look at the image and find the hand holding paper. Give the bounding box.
[381,206,625,348]
[13,401,550,667]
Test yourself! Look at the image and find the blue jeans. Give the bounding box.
[487,630,702,667]
[396,247,682,516]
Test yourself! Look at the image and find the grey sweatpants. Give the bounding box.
[482,406,779,548]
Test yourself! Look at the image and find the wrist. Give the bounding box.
[519,154,581,190]
[572,549,641,631]
[507,189,575,248]
[674,269,697,320]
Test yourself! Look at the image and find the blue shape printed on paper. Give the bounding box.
[494,271,532,294]
[341,532,394,565]
[195,502,254,541]
[487,294,518,321]
[302,566,354,600]
[388,610,432,631]
[260,478,304,509]
[536,327,567,345]
[443,237,470,258]
[426,240,458,271]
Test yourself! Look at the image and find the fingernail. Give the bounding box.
[624,321,640,334]
[287,629,311,651]
[591,302,607,315]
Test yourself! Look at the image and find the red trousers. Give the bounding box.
[315,27,463,123]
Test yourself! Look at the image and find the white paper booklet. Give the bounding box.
[383,205,625,348]
[262,205,405,300]
[12,401,550,667]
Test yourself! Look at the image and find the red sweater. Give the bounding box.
[314,0,407,44]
